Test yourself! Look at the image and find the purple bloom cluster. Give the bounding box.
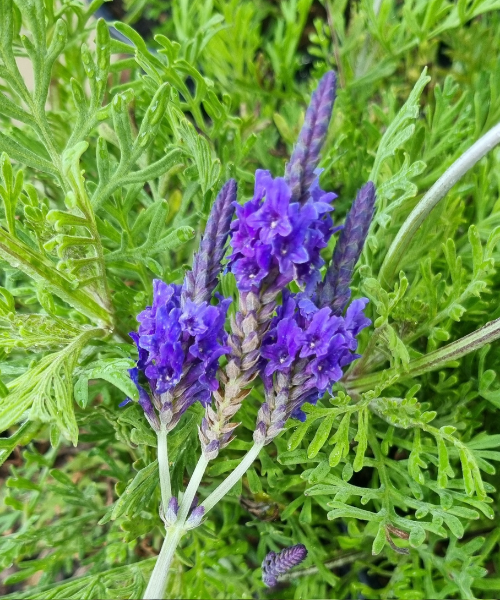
[229,169,336,294]
[262,544,308,587]
[254,292,370,443]
[134,280,230,396]
[125,181,237,431]
[128,279,231,429]
[265,293,369,403]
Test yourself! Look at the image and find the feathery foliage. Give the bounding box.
[3,1,500,599]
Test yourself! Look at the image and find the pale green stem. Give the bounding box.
[143,525,183,600]
[143,452,208,599]
[143,444,262,599]
[347,316,500,394]
[279,552,366,581]
[157,427,171,514]
[378,122,500,287]
[200,442,264,515]
[177,453,209,522]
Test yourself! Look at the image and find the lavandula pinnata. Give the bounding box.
[131,71,374,599]
[200,73,339,459]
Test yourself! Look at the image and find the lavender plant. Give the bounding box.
[127,71,375,598]
[4,2,500,599]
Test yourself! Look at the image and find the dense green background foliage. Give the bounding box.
[2,0,500,598]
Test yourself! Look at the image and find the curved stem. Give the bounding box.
[157,428,171,514]
[347,317,500,394]
[177,453,209,522]
[143,525,183,600]
[378,122,500,287]
[200,442,264,515]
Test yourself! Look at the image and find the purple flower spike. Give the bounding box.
[247,176,292,243]
[128,281,231,432]
[262,544,308,587]
[318,181,376,314]
[285,71,337,204]
[182,179,237,305]
[255,289,370,444]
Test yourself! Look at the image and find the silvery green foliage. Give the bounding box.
[2,1,500,600]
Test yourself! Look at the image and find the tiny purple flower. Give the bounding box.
[247,176,292,243]
[179,299,211,336]
[300,307,339,358]
[344,298,371,337]
[262,318,304,376]
[231,248,271,292]
[307,335,345,391]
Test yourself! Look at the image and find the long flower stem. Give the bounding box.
[378,121,500,287]
[347,317,500,394]
[157,427,171,514]
[143,525,184,600]
[200,442,264,515]
[177,453,209,522]
[142,453,215,599]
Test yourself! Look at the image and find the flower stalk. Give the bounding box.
[157,427,171,514]
[143,525,184,600]
[378,121,500,287]
[346,317,500,395]
[200,441,265,514]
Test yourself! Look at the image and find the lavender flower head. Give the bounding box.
[124,181,237,432]
[201,71,374,457]
[254,293,370,444]
[262,544,308,587]
[124,72,375,458]
[229,169,336,293]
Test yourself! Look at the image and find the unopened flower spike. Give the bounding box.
[262,544,308,587]
[285,71,337,204]
[182,179,237,305]
[318,181,376,314]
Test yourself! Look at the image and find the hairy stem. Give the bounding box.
[347,317,500,394]
[143,525,183,600]
[379,121,500,287]
[177,453,209,522]
[278,552,366,581]
[200,442,264,515]
[157,428,171,514]
[143,452,208,599]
